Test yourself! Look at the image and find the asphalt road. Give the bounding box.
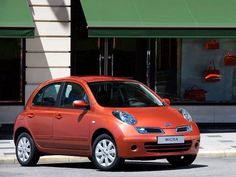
[0,157,235,177]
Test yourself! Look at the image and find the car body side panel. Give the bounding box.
[25,106,54,148]
[52,107,91,151]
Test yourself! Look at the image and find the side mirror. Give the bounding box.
[162,98,170,105]
[73,100,90,109]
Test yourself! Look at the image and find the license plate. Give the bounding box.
[157,136,184,144]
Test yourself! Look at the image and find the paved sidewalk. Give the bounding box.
[199,133,236,157]
[1,132,236,164]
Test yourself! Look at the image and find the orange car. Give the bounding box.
[14,76,200,171]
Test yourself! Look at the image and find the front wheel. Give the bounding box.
[167,155,197,167]
[92,134,124,171]
[16,132,40,166]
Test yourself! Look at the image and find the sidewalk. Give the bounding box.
[1,132,236,164]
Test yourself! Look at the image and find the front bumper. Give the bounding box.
[116,125,200,159]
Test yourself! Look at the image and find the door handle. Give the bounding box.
[55,114,63,119]
[27,113,34,118]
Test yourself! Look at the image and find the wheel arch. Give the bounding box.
[14,127,32,144]
[91,128,115,147]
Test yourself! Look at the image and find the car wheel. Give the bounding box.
[167,155,197,167]
[16,132,40,166]
[92,134,124,171]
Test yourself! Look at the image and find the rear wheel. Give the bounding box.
[167,155,197,167]
[16,132,40,166]
[92,134,124,171]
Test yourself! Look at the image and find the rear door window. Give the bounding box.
[32,83,61,107]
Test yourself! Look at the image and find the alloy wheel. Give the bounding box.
[92,134,124,170]
[17,136,31,162]
[16,132,40,166]
[95,139,116,167]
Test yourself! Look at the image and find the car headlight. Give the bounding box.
[112,110,137,125]
[178,108,193,122]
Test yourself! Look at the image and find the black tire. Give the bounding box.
[16,132,40,166]
[167,155,197,167]
[92,134,124,171]
[88,157,93,162]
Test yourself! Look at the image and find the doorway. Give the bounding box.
[72,37,147,83]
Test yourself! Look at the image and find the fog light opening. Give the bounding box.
[195,142,199,149]
[131,145,137,151]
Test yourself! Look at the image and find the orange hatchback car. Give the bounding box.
[14,76,200,170]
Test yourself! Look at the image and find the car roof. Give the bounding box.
[53,76,135,83]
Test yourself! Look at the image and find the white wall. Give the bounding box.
[0,106,24,124]
[25,0,71,101]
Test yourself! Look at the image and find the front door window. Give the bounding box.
[60,82,89,108]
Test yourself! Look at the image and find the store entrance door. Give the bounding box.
[74,38,147,83]
[97,38,146,80]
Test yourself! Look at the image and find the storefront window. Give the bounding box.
[0,39,24,104]
[159,39,236,105]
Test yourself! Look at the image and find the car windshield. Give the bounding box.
[88,81,164,107]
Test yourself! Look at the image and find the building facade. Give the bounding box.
[1,0,236,125]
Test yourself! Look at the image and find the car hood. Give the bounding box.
[111,106,189,128]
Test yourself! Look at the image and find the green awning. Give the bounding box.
[80,0,236,38]
[0,0,34,38]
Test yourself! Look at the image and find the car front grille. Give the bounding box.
[145,128,163,133]
[144,140,192,153]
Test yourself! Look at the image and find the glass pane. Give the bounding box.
[88,81,163,107]
[32,89,44,106]
[42,84,61,107]
[178,39,236,104]
[0,39,22,102]
[60,83,89,108]
[74,38,100,75]
[32,83,61,107]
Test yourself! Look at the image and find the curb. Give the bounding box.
[1,151,236,165]
[0,155,89,165]
[198,150,236,158]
